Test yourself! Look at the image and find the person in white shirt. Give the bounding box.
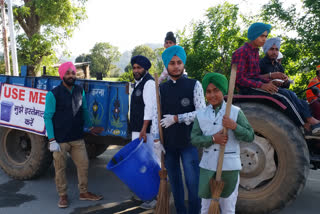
[129,55,159,209]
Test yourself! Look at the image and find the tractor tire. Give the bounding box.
[0,127,52,180]
[235,102,309,214]
[86,143,109,159]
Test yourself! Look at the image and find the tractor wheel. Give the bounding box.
[235,102,309,214]
[0,127,52,180]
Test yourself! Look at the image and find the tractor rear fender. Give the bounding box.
[229,94,305,125]
[230,95,287,112]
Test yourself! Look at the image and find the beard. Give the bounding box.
[267,54,277,61]
[63,76,76,86]
[168,69,183,78]
[133,70,147,81]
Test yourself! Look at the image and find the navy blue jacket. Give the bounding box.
[130,73,154,133]
[52,84,84,143]
[160,76,196,149]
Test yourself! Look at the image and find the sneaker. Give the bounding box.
[58,195,68,208]
[139,199,157,210]
[79,192,103,201]
[311,123,320,136]
[131,195,142,202]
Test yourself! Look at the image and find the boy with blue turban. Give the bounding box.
[191,72,254,214]
[158,32,188,84]
[152,45,206,214]
[232,22,320,135]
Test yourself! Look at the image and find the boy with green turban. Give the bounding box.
[191,72,254,214]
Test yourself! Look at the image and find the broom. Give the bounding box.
[154,73,170,214]
[208,64,238,214]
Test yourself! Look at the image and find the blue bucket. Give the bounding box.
[0,101,14,122]
[106,138,160,201]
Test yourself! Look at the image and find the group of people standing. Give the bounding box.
[44,22,320,214]
[130,31,254,214]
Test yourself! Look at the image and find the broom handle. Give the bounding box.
[154,73,165,169]
[215,64,237,181]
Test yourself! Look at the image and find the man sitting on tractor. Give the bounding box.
[232,22,320,136]
[259,37,290,88]
[306,65,320,120]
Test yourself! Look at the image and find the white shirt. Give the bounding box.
[133,74,157,131]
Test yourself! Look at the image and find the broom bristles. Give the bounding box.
[154,169,170,214]
[208,179,224,214]
[208,199,220,214]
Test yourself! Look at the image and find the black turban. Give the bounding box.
[165,31,176,44]
[130,55,151,71]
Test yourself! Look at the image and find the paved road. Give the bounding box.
[0,146,320,214]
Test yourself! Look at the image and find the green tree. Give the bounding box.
[0,58,5,74]
[261,0,320,96]
[178,2,246,81]
[154,47,165,75]
[119,44,165,82]
[118,71,133,82]
[13,0,87,75]
[119,45,155,82]
[89,42,121,77]
[41,54,59,76]
[109,67,121,78]
[75,53,91,63]
[131,45,156,61]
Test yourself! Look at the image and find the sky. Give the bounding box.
[65,0,276,57]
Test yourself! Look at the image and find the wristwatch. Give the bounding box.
[212,135,215,143]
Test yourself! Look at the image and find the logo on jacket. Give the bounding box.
[135,89,142,97]
[181,98,190,107]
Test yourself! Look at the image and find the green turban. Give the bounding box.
[202,72,228,95]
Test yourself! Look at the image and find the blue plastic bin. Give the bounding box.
[106,138,160,201]
[0,101,14,122]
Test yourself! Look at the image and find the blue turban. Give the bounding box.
[162,45,186,69]
[131,55,151,71]
[263,37,281,54]
[248,22,271,41]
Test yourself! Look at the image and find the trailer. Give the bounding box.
[0,75,130,180]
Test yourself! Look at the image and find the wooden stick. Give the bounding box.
[215,64,238,181]
[154,73,165,169]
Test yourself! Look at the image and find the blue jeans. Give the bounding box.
[240,87,311,126]
[165,145,201,214]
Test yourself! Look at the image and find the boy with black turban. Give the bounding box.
[129,55,161,209]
